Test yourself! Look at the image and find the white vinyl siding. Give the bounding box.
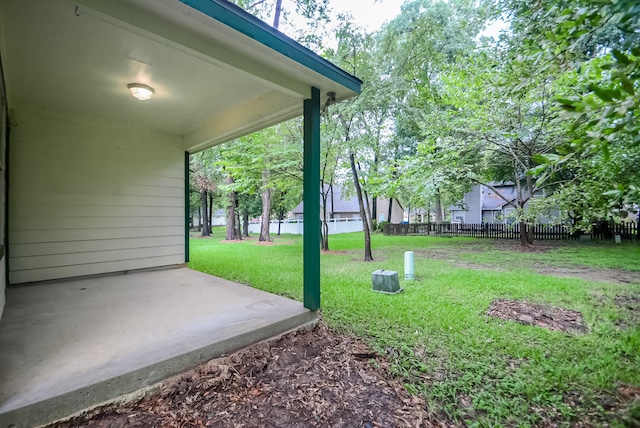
[464,185,483,223]
[8,108,185,284]
[0,256,5,318]
[0,74,6,319]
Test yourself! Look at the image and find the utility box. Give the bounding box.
[371,270,402,294]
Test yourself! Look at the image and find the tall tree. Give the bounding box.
[324,19,377,261]
[374,0,490,222]
[503,0,640,225]
[191,151,221,237]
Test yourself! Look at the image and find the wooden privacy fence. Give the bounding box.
[383,222,638,241]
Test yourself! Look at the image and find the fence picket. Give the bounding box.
[382,221,638,241]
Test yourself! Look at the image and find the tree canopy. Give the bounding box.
[193,0,639,247]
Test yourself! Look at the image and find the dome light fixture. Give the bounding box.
[127,83,154,101]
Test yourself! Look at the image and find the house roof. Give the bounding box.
[0,0,361,153]
[482,186,517,210]
[447,183,518,212]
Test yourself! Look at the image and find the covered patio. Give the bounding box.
[0,268,316,427]
[0,0,361,426]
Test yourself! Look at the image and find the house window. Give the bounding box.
[503,207,516,224]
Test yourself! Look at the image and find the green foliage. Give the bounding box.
[365,0,490,214]
[504,0,640,222]
[227,0,331,50]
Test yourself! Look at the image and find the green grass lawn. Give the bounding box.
[189,232,640,427]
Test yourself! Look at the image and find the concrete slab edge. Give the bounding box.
[0,310,318,428]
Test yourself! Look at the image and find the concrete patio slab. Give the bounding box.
[0,267,316,428]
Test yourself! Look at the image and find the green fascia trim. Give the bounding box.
[179,0,362,95]
[184,151,190,263]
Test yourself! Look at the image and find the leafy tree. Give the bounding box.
[190,151,223,237]
[376,0,490,222]
[504,0,640,225]
[318,113,343,251]
[228,0,331,51]
[323,19,377,261]
[271,186,301,235]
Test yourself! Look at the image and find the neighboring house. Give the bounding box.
[448,183,559,224]
[292,185,403,223]
[0,0,360,386]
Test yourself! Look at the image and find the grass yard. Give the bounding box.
[189,232,640,427]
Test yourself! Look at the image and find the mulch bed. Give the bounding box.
[52,324,439,428]
[614,294,640,329]
[486,299,589,333]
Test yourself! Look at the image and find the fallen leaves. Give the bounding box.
[52,324,440,427]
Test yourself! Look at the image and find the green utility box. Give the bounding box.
[371,270,402,294]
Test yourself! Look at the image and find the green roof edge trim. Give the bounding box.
[179,0,362,95]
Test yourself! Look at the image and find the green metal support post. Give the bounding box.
[184,151,190,263]
[303,87,320,310]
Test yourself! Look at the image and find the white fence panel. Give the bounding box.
[248,219,363,235]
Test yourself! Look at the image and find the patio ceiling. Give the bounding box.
[0,0,361,153]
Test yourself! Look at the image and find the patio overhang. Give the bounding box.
[0,0,360,425]
[0,0,361,153]
[0,0,360,294]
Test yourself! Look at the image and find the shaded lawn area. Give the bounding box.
[189,233,640,427]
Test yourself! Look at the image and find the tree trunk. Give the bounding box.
[372,196,378,227]
[321,188,330,251]
[356,160,374,233]
[435,189,443,224]
[277,206,285,236]
[225,176,237,240]
[350,153,373,261]
[387,198,393,223]
[363,189,374,233]
[236,209,242,240]
[519,220,529,246]
[517,201,533,246]
[259,170,272,242]
[242,210,249,238]
[272,0,282,28]
[208,193,213,233]
[200,191,210,237]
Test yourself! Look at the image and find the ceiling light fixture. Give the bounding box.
[127,83,154,101]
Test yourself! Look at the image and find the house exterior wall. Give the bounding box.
[463,185,483,223]
[482,210,498,223]
[0,64,6,319]
[450,209,465,223]
[375,198,403,223]
[8,108,185,284]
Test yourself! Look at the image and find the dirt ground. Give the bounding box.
[486,299,589,333]
[52,325,442,428]
[416,241,640,285]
